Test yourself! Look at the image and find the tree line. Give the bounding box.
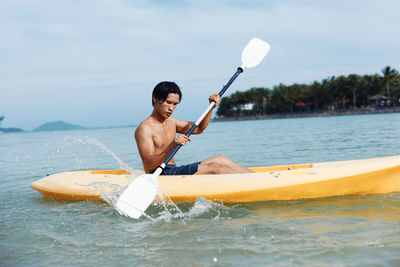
[216,66,400,117]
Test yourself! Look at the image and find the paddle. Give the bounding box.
[116,37,270,219]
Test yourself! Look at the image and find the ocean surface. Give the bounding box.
[1,113,400,266]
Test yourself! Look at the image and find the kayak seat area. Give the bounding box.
[249,164,313,173]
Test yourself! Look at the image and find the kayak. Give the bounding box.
[31,155,400,203]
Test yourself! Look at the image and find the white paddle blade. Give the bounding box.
[241,37,270,69]
[116,173,159,219]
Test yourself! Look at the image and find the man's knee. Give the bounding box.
[215,155,236,167]
[201,161,224,174]
[213,155,230,163]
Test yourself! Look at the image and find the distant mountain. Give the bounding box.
[0,127,24,133]
[33,121,85,132]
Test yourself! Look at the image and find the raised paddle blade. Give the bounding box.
[241,38,270,69]
[116,171,160,219]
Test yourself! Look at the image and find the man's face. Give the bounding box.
[154,93,180,119]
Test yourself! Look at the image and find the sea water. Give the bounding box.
[1,113,399,266]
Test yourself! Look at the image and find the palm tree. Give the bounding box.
[347,74,360,109]
[381,66,398,105]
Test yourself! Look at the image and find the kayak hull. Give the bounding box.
[31,155,400,203]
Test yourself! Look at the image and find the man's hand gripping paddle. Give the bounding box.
[116,38,270,219]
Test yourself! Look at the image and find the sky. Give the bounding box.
[1,0,400,130]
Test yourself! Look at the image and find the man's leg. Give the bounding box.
[195,155,253,174]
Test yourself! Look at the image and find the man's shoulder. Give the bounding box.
[135,121,152,142]
[138,117,152,127]
[136,119,153,133]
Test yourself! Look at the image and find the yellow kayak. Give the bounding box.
[31,155,400,203]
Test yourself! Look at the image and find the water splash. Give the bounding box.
[62,136,151,217]
[84,137,185,218]
[145,197,233,222]
[88,180,232,221]
[62,136,232,221]
[64,136,136,174]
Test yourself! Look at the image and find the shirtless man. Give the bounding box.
[135,81,253,175]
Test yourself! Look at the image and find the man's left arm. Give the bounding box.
[175,94,220,134]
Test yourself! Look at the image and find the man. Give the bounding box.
[135,81,253,175]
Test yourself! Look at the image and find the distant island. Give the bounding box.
[33,121,86,132]
[0,127,24,134]
[0,116,23,134]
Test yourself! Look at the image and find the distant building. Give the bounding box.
[294,101,306,107]
[240,103,254,111]
[369,94,388,106]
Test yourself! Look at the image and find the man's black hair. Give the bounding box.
[152,81,182,106]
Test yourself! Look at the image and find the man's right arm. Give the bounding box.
[135,125,181,172]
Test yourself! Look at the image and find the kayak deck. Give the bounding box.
[31,155,400,203]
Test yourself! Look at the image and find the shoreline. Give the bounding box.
[214,106,400,122]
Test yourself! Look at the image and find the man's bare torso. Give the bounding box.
[135,116,178,172]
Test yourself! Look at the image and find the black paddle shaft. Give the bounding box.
[161,67,244,167]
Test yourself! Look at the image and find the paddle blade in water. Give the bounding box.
[241,37,270,69]
[116,173,159,219]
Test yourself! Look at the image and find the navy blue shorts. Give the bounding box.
[151,162,201,176]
